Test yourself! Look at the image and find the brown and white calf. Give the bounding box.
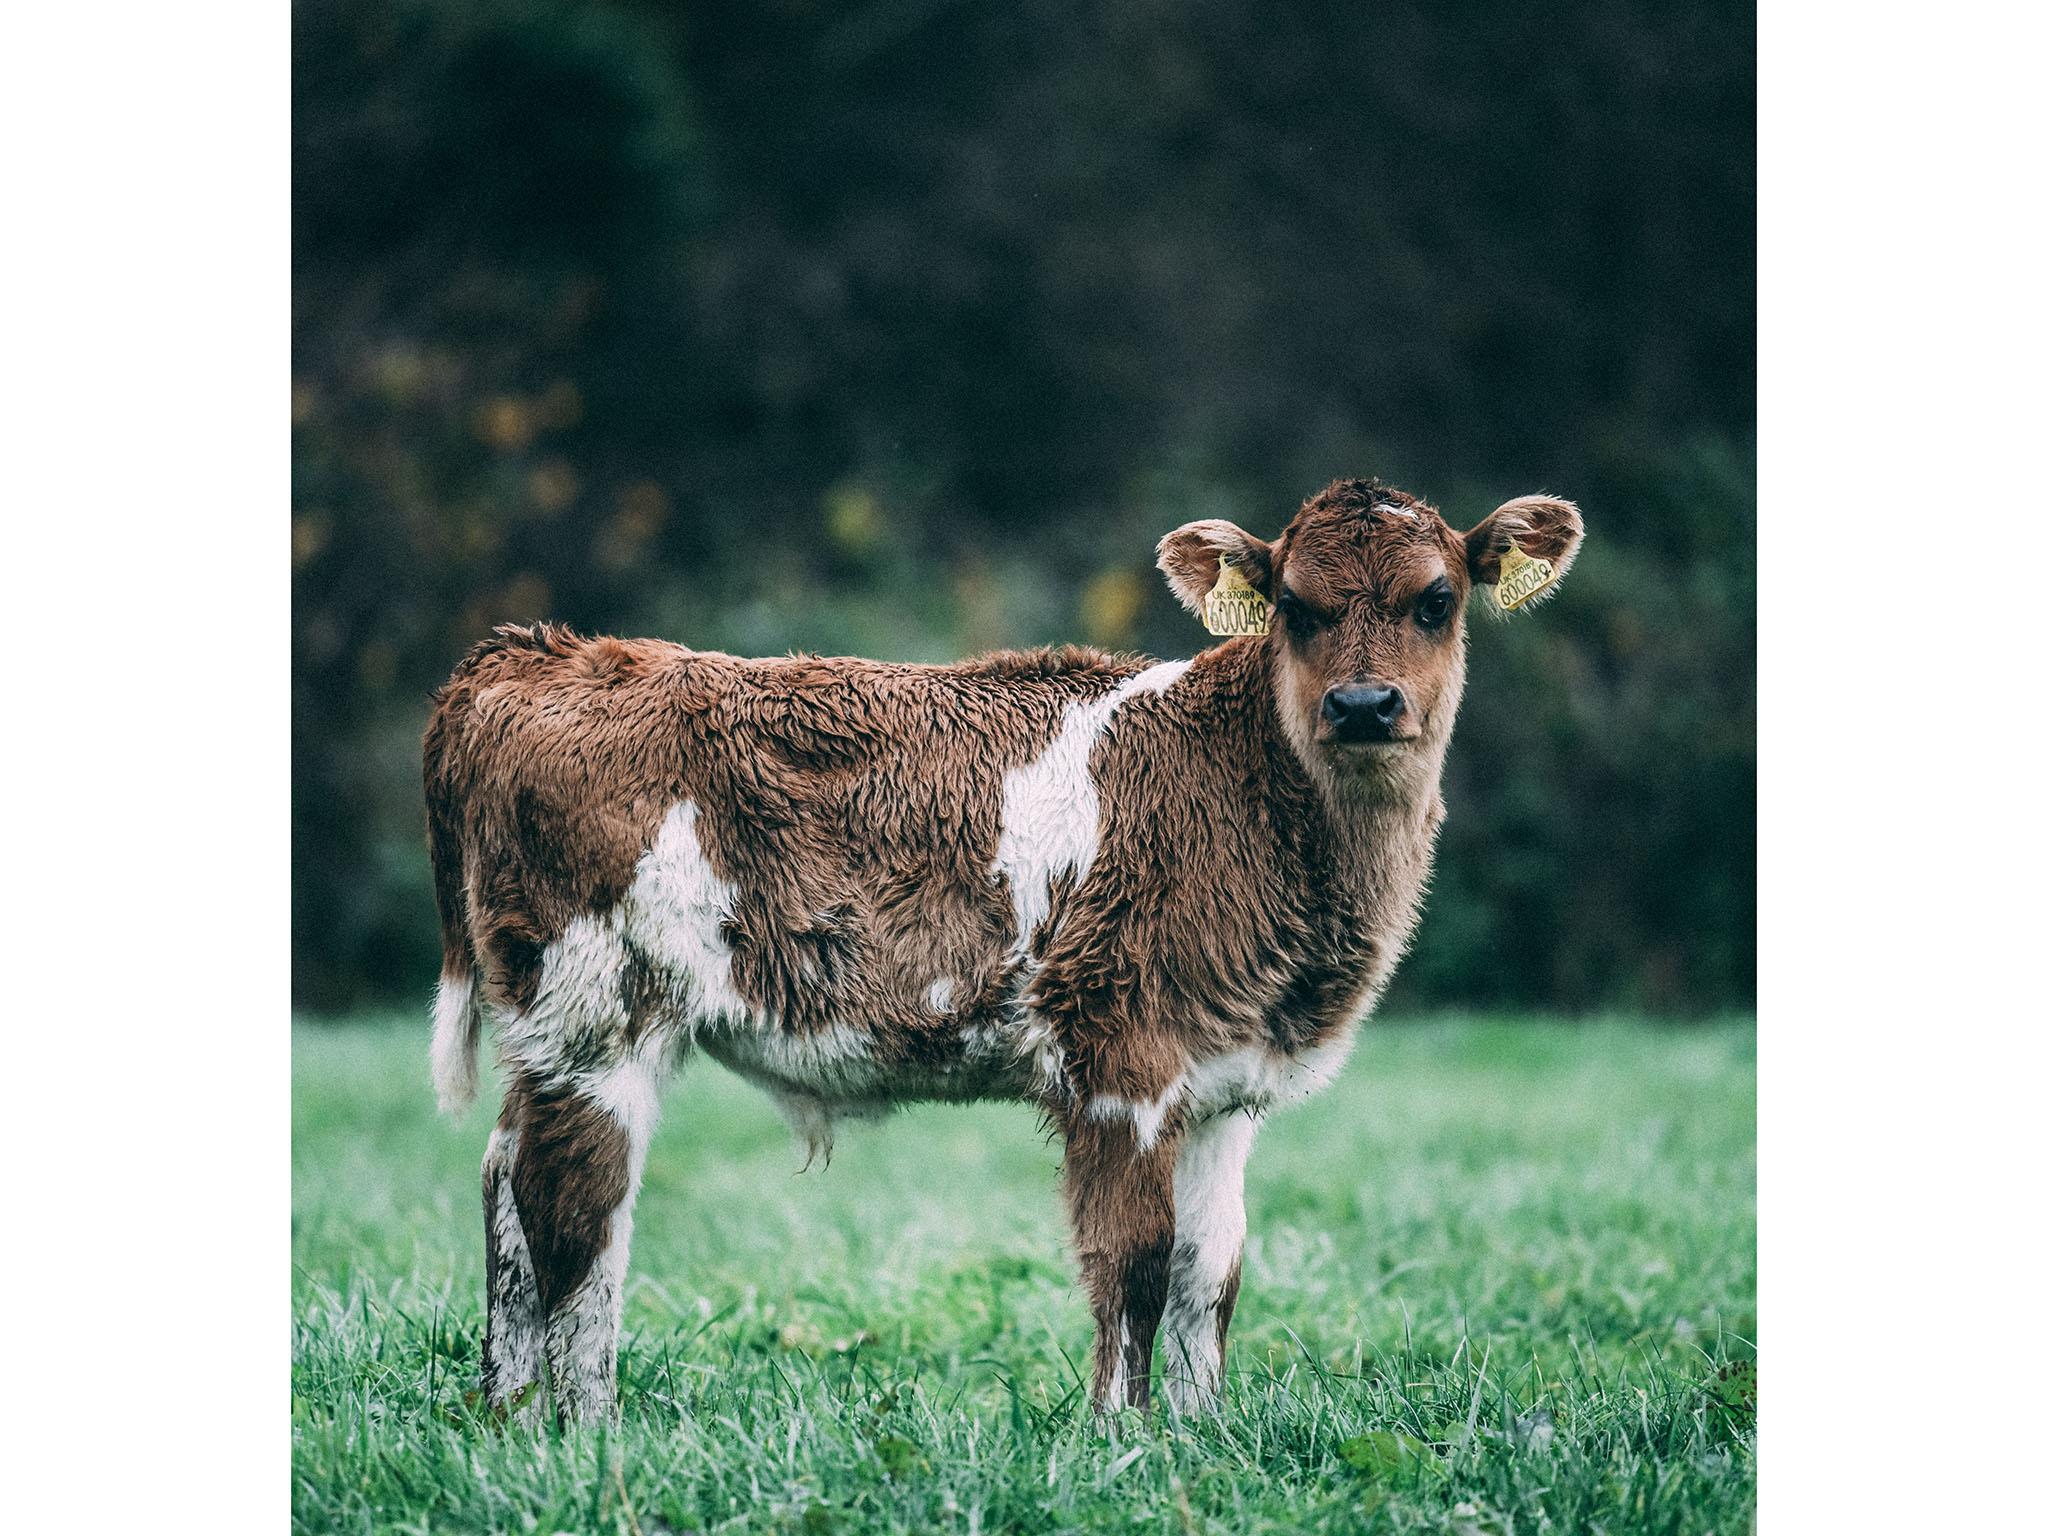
[424,476,1583,1422]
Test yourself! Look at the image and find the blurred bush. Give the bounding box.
[292,0,1754,1015]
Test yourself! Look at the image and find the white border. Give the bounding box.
[1761,2,2045,1527]
[5,2,2044,1526]
[6,5,285,1527]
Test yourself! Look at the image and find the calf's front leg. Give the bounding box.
[1060,1112,1179,1411]
[1158,1109,1257,1415]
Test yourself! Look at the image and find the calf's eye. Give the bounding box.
[1415,587,1454,630]
[1276,591,1319,640]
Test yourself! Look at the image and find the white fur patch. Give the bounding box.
[494,912,635,1084]
[545,1182,638,1420]
[546,1048,665,1420]
[993,660,1189,957]
[704,1019,879,1095]
[429,971,479,1114]
[927,977,957,1014]
[1086,1078,1187,1151]
[1080,1027,1361,1160]
[627,801,753,1025]
[586,1047,667,1170]
[495,799,756,1088]
[1160,1110,1258,1414]
[1012,1010,1069,1098]
[1103,1313,1132,1407]
[481,1125,543,1405]
[1179,1026,1363,1119]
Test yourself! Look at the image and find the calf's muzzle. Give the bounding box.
[1319,682,1411,743]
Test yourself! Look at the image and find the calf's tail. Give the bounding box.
[429,961,482,1117]
[424,721,482,1117]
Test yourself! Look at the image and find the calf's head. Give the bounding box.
[1158,477,1582,786]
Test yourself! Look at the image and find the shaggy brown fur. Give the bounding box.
[427,634,1128,1037]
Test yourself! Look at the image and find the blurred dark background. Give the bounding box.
[292,0,1754,1017]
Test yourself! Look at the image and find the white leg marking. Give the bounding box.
[501,796,913,1163]
[545,1204,634,1421]
[1103,1312,1132,1407]
[587,1050,667,1172]
[482,1124,543,1406]
[1160,1110,1258,1414]
[545,1050,665,1421]
[993,660,1189,955]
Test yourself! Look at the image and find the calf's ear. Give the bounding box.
[1462,495,1584,611]
[1156,519,1274,615]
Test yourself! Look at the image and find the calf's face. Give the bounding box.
[1158,477,1583,785]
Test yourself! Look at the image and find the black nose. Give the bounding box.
[1320,683,1408,741]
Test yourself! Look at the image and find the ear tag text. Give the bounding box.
[1494,542,1559,611]
[1202,560,1273,636]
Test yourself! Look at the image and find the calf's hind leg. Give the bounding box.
[480,1094,544,1409]
[509,1066,660,1422]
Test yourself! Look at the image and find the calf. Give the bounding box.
[424,476,1583,1421]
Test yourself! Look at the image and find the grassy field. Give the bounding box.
[292,1016,1755,1534]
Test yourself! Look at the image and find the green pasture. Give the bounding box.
[292,1016,1755,1534]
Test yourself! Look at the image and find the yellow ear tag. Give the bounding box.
[1494,542,1559,611]
[1201,559,1273,636]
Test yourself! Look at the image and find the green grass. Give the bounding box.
[293,1016,1755,1534]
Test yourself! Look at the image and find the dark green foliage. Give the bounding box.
[292,1,1754,1013]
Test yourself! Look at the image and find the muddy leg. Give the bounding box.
[510,1066,659,1423]
[480,1092,544,1409]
